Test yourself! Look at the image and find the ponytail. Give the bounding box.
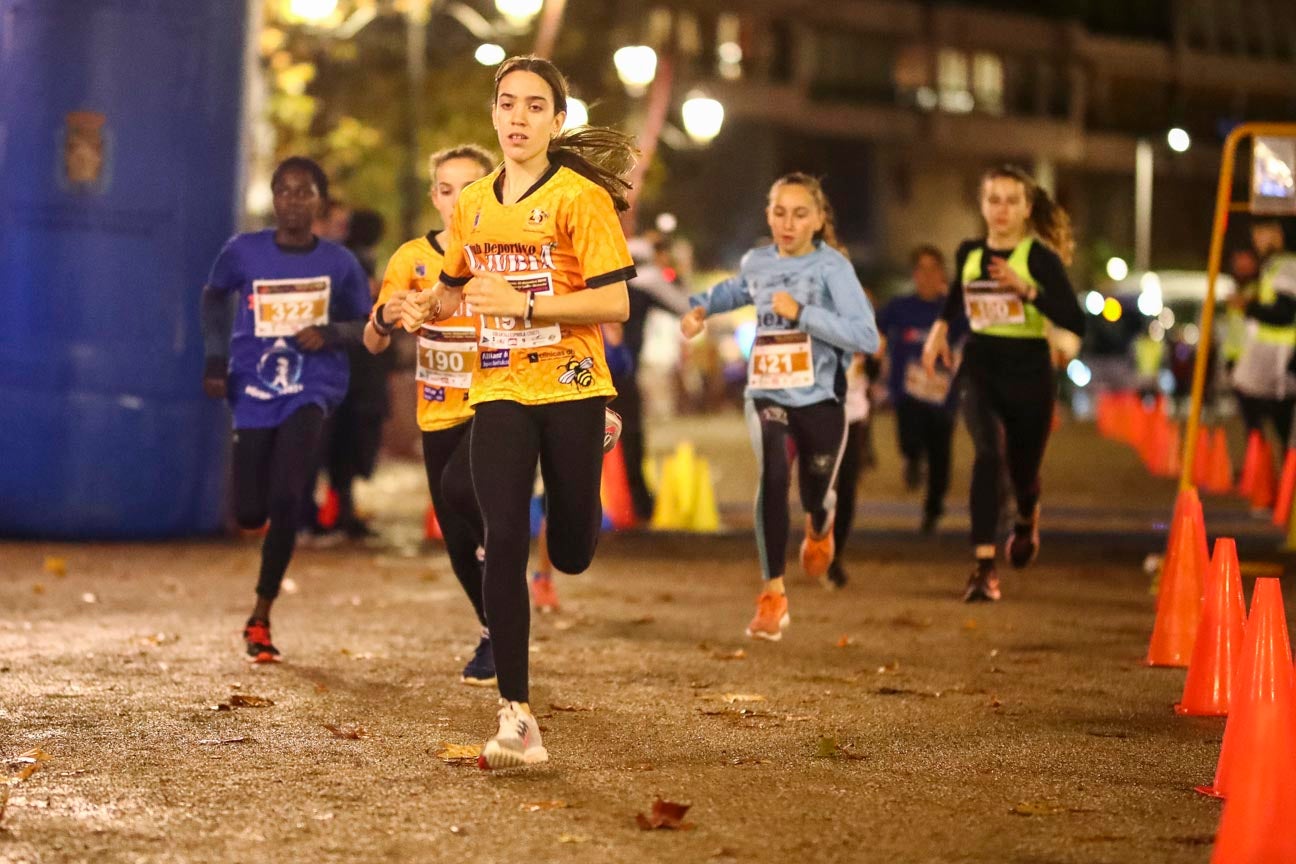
[982,165,1075,265]
[494,55,639,212]
[769,172,849,255]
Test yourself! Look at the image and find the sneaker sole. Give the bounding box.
[1003,531,1040,569]
[745,613,791,641]
[460,675,497,687]
[247,652,282,664]
[478,742,549,770]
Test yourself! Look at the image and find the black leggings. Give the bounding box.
[747,398,847,581]
[961,360,1054,549]
[232,405,325,600]
[833,420,867,556]
[1236,394,1294,451]
[422,423,486,627]
[895,398,956,519]
[452,397,605,703]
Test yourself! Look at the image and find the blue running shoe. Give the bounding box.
[461,629,496,687]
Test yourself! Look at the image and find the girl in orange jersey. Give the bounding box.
[364,144,496,685]
[401,55,635,769]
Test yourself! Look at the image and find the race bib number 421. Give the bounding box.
[749,330,814,390]
[964,279,1026,332]
[252,277,330,338]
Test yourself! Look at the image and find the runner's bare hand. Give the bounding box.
[680,306,707,338]
[463,270,525,318]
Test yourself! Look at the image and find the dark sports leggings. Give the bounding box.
[422,422,486,627]
[833,419,870,555]
[961,356,1054,548]
[896,398,956,520]
[232,405,325,600]
[747,398,847,581]
[1236,394,1294,451]
[454,397,605,704]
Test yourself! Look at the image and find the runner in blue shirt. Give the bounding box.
[877,245,963,534]
[201,156,371,662]
[681,173,878,642]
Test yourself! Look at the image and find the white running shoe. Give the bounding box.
[479,699,548,769]
[603,408,623,454]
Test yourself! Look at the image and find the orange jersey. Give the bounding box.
[440,164,635,407]
[375,233,476,432]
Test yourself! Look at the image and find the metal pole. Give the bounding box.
[1134,138,1153,273]
[402,0,431,242]
[622,53,673,236]
[533,0,568,59]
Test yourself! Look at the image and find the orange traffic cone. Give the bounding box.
[600,442,636,531]
[1176,538,1247,716]
[423,501,442,541]
[1250,438,1276,511]
[1204,427,1234,495]
[1210,732,1296,863]
[1196,578,1294,799]
[1192,427,1211,488]
[1272,449,1296,528]
[1146,487,1208,667]
[317,486,340,529]
[1238,430,1265,497]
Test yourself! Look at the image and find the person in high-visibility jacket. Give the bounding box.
[922,166,1085,603]
[1230,217,1296,450]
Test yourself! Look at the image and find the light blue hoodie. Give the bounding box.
[689,242,879,407]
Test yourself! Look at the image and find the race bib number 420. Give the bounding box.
[417,325,477,390]
[964,279,1025,332]
[749,330,814,390]
[478,272,562,350]
[252,277,330,338]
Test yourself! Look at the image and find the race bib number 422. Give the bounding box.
[964,279,1026,332]
[748,330,814,390]
[252,277,330,338]
[478,272,562,350]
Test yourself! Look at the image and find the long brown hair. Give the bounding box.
[981,165,1075,265]
[768,172,847,254]
[493,55,638,211]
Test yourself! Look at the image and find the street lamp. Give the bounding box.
[1167,127,1191,153]
[1105,256,1129,281]
[681,92,724,145]
[613,45,657,96]
[285,0,337,23]
[495,0,543,28]
[562,97,588,131]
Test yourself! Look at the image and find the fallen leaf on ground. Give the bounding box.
[435,742,482,764]
[521,800,569,812]
[8,764,39,784]
[814,736,867,760]
[963,618,979,630]
[729,756,770,766]
[198,737,247,745]
[720,693,765,703]
[557,834,590,844]
[19,750,52,763]
[635,797,693,830]
[988,696,1003,708]
[875,660,900,674]
[876,686,941,698]
[835,635,854,648]
[42,557,67,577]
[228,694,274,708]
[312,682,330,694]
[631,615,655,625]
[210,703,232,712]
[550,703,595,712]
[713,649,746,661]
[890,612,932,629]
[322,724,367,740]
[31,584,44,595]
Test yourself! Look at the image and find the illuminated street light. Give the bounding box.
[1137,271,1163,316]
[1085,291,1105,316]
[613,45,658,95]
[285,0,338,22]
[475,42,505,66]
[681,92,724,144]
[562,97,588,131]
[495,0,543,27]
[1167,127,1191,153]
[1105,256,1129,281]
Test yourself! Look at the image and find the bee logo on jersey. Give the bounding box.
[558,356,595,390]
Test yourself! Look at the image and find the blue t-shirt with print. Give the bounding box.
[689,242,879,408]
[877,292,963,410]
[206,230,370,429]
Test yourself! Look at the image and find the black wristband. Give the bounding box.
[372,304,395,337]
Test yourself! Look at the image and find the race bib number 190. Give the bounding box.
[417,325,477,390]
[478,272,562,350]
[964,279,1026,332]
[749,330,814,390]
[252,277,331,338]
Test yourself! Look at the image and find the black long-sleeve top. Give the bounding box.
[941,239,1085,338]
